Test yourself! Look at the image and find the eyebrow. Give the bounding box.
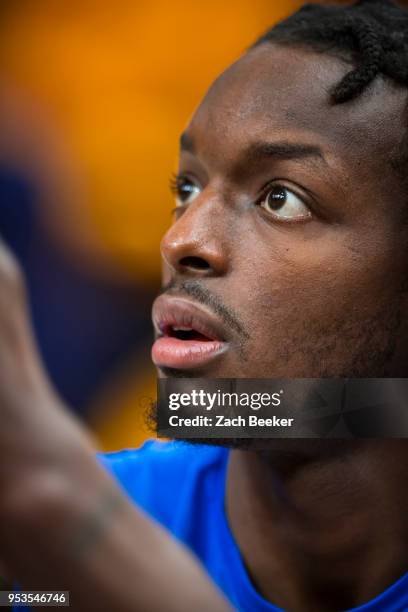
[243,140,327,166]
[180,132,195,154]
[180,132,327,166]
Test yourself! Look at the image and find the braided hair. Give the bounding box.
[254,0,408,103]
[253,0,408,183]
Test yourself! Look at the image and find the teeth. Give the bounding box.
[172,326,193,332]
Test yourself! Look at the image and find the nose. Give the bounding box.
[160,195,230,278]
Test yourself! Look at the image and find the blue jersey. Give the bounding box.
[97,440,408,612]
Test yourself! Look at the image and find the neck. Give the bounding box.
[226,440,408,612]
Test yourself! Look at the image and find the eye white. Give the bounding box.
[261,186,311,220]
[176,182,201,206]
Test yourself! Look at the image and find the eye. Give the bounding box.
[259,184,311,221]
[170,174,201,207]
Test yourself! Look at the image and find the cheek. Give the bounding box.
[232,227,402,354]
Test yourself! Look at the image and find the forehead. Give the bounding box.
[186,44,407,178]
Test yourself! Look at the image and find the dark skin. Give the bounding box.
[227,443,408,611]
[159,43,408,610]
[0,42,407,612]
[163,44,408,381]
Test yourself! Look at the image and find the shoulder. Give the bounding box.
[97,440,229,532]
[97,440,227,491]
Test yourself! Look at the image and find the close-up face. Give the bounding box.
[152,42,408,379]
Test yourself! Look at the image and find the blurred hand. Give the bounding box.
[0,238,230,612]
[0,234,96,510]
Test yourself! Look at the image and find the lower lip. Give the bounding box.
[151,336,227,370]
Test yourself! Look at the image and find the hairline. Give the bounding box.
[250,38,408,197]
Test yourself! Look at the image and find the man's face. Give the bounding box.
[152,43,408,379]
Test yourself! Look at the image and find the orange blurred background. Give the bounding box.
[0,0,303,451]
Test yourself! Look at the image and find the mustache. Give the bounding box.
[159,279,250,340]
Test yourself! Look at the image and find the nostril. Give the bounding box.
[179,256,210,271]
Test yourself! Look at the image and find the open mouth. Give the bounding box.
[151,296,228,370]
[162,324,216,342]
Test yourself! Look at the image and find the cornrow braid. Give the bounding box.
[254,0,408,104]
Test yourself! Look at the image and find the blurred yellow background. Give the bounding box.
[0,0,302,451]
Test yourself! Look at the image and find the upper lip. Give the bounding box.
[152,294,228,342]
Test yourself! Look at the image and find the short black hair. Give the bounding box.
[253,0,408,185]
